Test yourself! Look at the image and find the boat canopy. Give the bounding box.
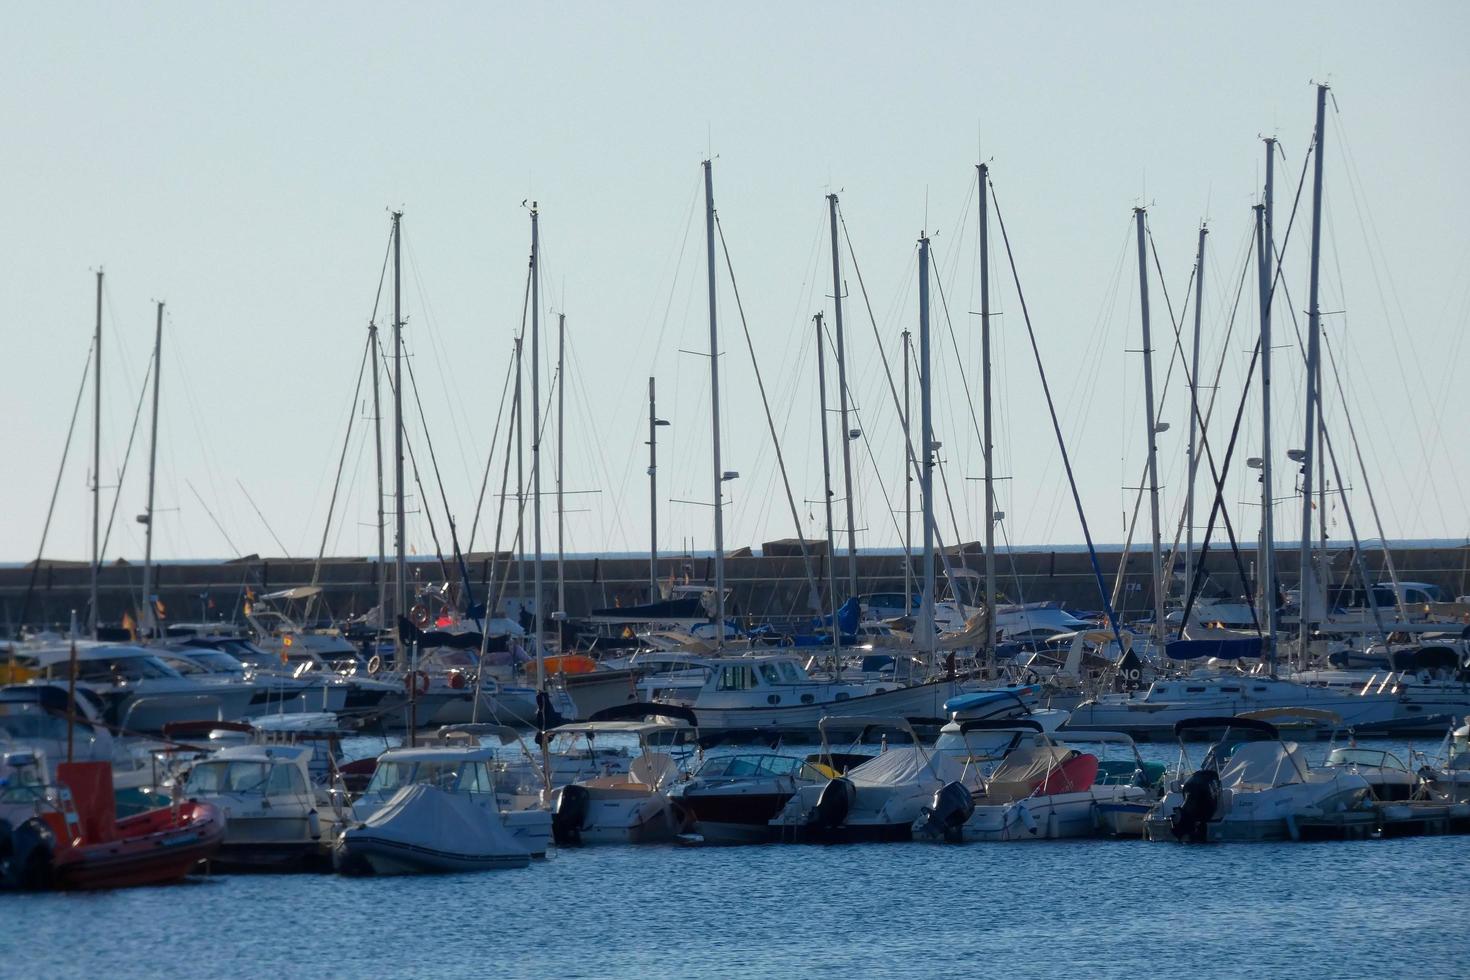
[1218,741,1309,789]
[1165,637,1265,661]
[587,702,698,727]
[846,745,964,788]
[260,586,322,601]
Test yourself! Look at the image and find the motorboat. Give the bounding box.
[547,704,698,845]
[770,716,967,842]
[334,784,530,875]
[1067,671,1406,740]
[674,752,829,844]
[914,721,1156,842]
[0,760,223,890]
[181,744,342,871]
[1415,719,1470,803]
[153,645,349,717]
[350,743,550,857]
[1320,744,1422,802]
[676,654,958,735]
[1144,717,1374,842]
[19,643,256,733]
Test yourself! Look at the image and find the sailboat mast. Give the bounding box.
[1133,208,1167,644]
[647,377,660,596]
[90,270,102,639]
[1259,137,1278,655]
[815,313,841,662]
[977,164,996,669]
[826,194,858,597]
[1186,224,1207,605]
[1299,84,1329,661]
[917,236,936,663]
[703,160,727,650]
[530,204,544,687]
[392,210,407,668]
[140,301,163,639]
[514,335,525,616]
[556,312,566,621]
[902,330,913,617]
[369,321,387,627]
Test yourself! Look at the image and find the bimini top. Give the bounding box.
[1164,637,1265,661]
[587,702,698,727]
[943,686,1037,717]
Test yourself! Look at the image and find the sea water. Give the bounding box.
[3,737,1467,980]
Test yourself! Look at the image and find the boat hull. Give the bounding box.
[688,681,959,735]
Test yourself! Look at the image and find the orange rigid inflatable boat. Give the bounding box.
[3,761,224,890]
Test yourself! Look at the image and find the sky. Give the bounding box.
[3,3,1468,567]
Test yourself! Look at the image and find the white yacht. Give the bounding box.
[546,716,694,845]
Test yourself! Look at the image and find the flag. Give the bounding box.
[154,599,167,620]
[122,611,137,642]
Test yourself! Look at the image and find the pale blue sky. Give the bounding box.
[4,3,1467,565]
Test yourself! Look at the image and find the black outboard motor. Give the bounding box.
[552,784,591,846]
[1170,768,1221,843]
[808,776,856,833]
[1,817,55,890]
[917,780,976,842]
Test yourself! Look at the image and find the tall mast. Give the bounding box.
[647,377,665,597]
[369,321,387,626]
[556,311,566,623]
[1299,84,1329,660]
[1259,136,1278,656]
[1133,208,1167,645]
[90,270,102,638]
[703,160,727,650]
[977,164,997,669]
[391,210,407,668]
[529,204,544,687]
[902,329,913,616]
[514,335,525,616]
[917,236,936,663]
[140,301,163,639]
[815,313,841,664]
[1185,224,1207,605]
[826,194,859,597]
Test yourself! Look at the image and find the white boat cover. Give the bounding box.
[847,747,964,789]
[1219,742,1310,790]
[350,784,529,870]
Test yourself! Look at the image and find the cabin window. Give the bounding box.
[266,763,307,796]
[717,665,756,691]
[759,664,782,685]
[1219,686,1240,693]
[1186,686,1206,693]
[1253,686,1268,692]
[778,661,802,682]
[458,762,495,794]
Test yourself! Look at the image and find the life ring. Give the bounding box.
[410,604,431,628]
[447,671,466,690]
[404,670,431,696]
[366,655,383,674]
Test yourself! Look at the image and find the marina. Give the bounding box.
[5,4,1470,978]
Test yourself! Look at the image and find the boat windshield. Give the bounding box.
[0,703,86,743]
[187,651,247,674]
[696,754,818,779]
[186,761,270,795]
[0,761,47,804]
[1327,747,1406,771]
[58,655,180,683]
[367,759,496,795]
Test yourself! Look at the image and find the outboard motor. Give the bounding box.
[1,817,55,890]
[552,784,591,846]
[808,777,856,833]
[917,780,975,842]
[1170,768,1221,843]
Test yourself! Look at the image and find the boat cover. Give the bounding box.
[350,784,529,868]
[1218,741,1309,790]
[847,747,965,789]
[1164,637,1264,660]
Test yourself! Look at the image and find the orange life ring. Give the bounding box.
[404,670,431,696]
[410,605,431,628]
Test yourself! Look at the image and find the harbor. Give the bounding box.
[6,4,1470,978]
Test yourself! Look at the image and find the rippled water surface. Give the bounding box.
[5,738,1468,979]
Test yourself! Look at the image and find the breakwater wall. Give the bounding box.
[6,542,1468,634]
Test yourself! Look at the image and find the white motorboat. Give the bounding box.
[20,643,256,733]
[676,654,958,734]
[770,716,966,842]
[914,722,1155,842]
[334,784,530,875]
[1144,716,1374,842]
[1067,672,1405,740]
[181,744,342,871]
[351,743,550,857]
[546,711,695,845]
[154,645,348,717]
[1415,719,1470,802]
